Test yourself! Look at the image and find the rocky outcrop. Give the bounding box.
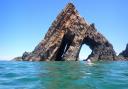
[13,57,22,61]
[118,44,128,60]
[83,24,116,61]
[15,3,117,61]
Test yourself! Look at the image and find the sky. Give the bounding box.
[0,0,128,60]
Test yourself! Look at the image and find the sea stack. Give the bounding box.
[119,44,128,60]
[15,3,117,61]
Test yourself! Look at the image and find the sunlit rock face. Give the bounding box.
[19,3,117,61]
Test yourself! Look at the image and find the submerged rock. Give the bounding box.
[15,3,118,61]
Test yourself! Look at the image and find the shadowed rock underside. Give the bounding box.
[17,3,118,61]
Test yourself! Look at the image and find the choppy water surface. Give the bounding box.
[0,61,128,89]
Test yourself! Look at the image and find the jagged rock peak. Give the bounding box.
[57,3,89,25]
[119,43,128,59]
[126,43,128,50]
[14,2,117,61]
[65,3,75,9]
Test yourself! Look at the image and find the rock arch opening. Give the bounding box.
[19,3,117,61]
[78,36,100,61]
[55,32,75,61]
[79,44,92,61]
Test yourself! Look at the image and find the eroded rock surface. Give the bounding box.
[118,44,128,60]
[16,3,117,61]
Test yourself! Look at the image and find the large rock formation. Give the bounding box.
[16,3,117,61]
[118,44,128,60]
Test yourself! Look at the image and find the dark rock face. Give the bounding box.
[18,3,117,61]
[81,24,116,61]
[119,44,128,60]
[13,57,22,61]
[22,52,30,60]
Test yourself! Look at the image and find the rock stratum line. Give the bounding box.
[14,3,127,61]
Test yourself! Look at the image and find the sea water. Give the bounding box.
[0,61,128,89]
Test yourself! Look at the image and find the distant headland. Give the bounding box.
[14,3,128,61]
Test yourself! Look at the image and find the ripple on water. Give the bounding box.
[0,61,128,89]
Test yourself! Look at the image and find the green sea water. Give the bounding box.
[0,61,128,89]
